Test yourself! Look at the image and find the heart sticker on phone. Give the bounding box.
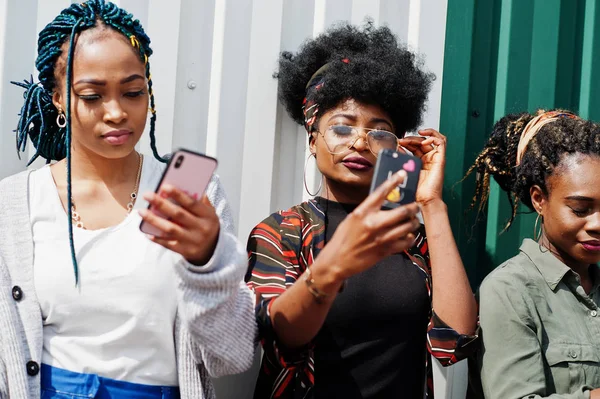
[403,159,416,172]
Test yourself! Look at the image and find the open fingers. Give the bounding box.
[401,145,424,158]
[372,202,420,230]
[398,136,427,146]
[160,184,196,207]
[419,129,446,144]
[420,137,444,147]
[399,133,445,157]
[143,192,196,228]
[148,236,179,250]
[356,170,407,213]
[419,137,444,154]
[417,128,444,138]
[139,207,186,239]
[160,185,214,218]
[398,136,428,157]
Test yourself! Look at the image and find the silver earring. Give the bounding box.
[534,213,543,241]
[56,108,67,128]
[534,212,549,252]
[303,153,322,196]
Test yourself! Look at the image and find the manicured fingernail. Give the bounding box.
[139,209,147,217]
[143,193,153,201]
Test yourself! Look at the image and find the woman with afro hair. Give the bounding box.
[468,110,600,399]
[246,22,478,399]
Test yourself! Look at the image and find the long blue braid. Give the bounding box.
[12,0,166,284]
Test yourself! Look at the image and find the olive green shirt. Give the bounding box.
[477,239,600,399]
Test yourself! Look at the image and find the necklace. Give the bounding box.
[69,153,144,229]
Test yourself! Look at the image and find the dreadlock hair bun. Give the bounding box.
[276,20,434,135]
[466,109,600,230]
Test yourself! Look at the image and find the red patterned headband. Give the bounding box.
[301,58,350,133]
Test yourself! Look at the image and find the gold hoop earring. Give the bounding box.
[534,213,543,241]
[303,153,322,197]
[56,107,66,128]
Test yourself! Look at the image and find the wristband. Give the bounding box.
[303,267,345,304]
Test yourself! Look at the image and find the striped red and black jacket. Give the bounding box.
[245,199,478,399]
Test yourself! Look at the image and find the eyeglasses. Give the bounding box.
[317,125,399,156]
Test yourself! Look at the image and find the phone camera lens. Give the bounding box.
[174,155,184,169]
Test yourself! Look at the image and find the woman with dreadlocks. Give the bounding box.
[467,110,600,398]
[0,1,256,398]
[245,22,478,399]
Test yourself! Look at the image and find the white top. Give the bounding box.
[30,156,180,386]
[1,166,258,399]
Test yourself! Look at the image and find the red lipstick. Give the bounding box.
[582,240,600,252]
[342,156,373,171]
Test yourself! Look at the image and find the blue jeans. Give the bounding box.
[40,364,180,399]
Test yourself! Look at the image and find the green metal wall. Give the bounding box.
[440,0,600,288]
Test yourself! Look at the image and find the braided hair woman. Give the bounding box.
[467,110,600,398]
[0,1,256,398]
[245,22,478,399]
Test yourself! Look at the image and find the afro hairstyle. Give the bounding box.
[275,20,435,136]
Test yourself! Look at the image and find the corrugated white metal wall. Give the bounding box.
[0,0,467,398]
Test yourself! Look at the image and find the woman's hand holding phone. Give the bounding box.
[138,149,220,266]
[139,185,220,266]
[310,171,421,289]
[398,129,447,206]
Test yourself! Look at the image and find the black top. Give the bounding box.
[313,197,430,399]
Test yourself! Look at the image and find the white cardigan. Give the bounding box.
[0,170,257,399]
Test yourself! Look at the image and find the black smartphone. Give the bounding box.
[369,148,422,209]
